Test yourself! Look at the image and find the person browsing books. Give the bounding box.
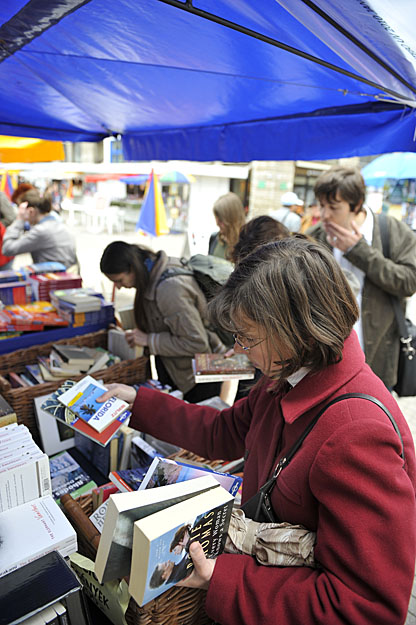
[2,190,79,270]
[97,236,416,625]
[100,241,227,403]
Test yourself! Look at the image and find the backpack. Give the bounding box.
[158,254,234,346]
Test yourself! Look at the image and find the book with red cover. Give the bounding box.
[193,353,255,382]
[40,381,130,447]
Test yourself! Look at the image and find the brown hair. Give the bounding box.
[213,192,246,260]
[209,236,358,384]
[100,241,158,329]
[231,215,290,264]
[20,189,52,215]
[314,166,366,213]
[11,183,35,204]
[169,524,191,552]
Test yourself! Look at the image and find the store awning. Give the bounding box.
[0,1,415,161]
[0,136,65,163]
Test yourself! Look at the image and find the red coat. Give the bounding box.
[130,332,416,625]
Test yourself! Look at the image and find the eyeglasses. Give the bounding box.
[233,333,266,351]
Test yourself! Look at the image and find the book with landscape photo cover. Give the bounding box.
[49,450,97,503]
[40,381,131,447]
[140,456,242,497]
[94,474,223,584]
[57,375,129,433]
[129,482,234,606]
[193,353,255,382]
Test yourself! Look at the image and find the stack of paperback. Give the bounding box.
[40,377,131,447]
[28,272,82,302]
[0,423,52,512]
[0,279,31,305]
[0,301,68,332]
[23,261,67,275]
[0,268,28,284]
[94,474,234,606]
[50,287,115,327]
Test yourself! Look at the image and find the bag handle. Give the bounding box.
[271,392,405,480]
[378,214,414,357]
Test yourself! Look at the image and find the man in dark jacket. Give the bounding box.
[307,165,416,389]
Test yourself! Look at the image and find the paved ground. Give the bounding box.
[23,216,416,621]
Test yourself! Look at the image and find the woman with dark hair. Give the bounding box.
[208,192,246,261]
[100,241,226,403]
[230,215,290,264]
[98,236,415,625]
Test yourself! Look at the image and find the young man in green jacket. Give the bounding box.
[307,165,416,389]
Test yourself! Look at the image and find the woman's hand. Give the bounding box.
[176,542,216,591]
[125,328,148,347]
[325,220,363,252]
[96,383,137,405]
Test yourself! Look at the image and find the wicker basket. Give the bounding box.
[0,329,149,442]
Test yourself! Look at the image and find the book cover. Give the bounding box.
[108,467,150,493]
[51,289,102,312]
[0,393,17,427]
[92,482,119,509]
[129,484,234,606]
[0,454,52,512]
[130,435,160,471]
[0,551,81,625]
[94,474,221,584]
[57,376,129,433]
[40,382,131,447]
[193,353,255,382]
[49,450,96,503]
[25,363,44,385]
[140,456,242,497]
[74,431,120,477]
[38,356,70,380]
[0,495,77,578]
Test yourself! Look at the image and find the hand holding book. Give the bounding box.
[175,541,214,591]
[97,382,137,406]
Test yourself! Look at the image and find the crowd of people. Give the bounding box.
[2,165,416,624]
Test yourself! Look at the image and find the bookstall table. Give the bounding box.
[0,321,109,355]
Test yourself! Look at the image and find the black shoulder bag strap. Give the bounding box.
[379,214,413,355]
[242,392,405,523]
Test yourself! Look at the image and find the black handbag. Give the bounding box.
[379,214,416,396]
[241,393,404,523]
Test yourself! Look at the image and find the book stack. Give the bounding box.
[0,279,32,305]
[0,302,68,333]
[0,423,52,512]
[0,268,28,284]
[29,272,82,302]
[50,287,115,327]
[24,261,67,275]
[49,450,97,503]
[94,475,234,606]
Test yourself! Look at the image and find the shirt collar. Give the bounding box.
[280,331,365,424]
[287,366,309,387]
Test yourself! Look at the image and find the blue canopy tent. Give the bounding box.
[0,0,415,161]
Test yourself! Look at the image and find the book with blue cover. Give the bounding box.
[57,375,129,433]
[129,483,234,606]
[139,456,242,497]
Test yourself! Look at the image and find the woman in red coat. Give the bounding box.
[99,236,416,625]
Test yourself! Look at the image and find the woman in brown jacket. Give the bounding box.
[100,241,226,402]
